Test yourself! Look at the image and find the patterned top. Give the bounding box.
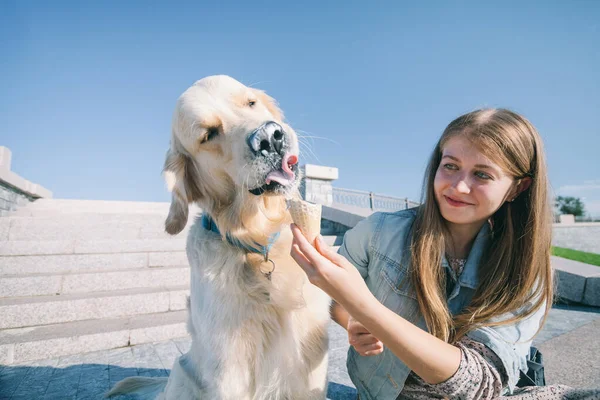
[398,337,600,399]
[446,254,467,278]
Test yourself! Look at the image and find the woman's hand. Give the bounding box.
[348,315,384,356]
[291,225,462,383]
[290,224,376,314]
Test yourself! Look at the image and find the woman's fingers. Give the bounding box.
[347,317,371,335]
[290,243,316,277]
[315,236,347,267]
[348,317,383,352]
[355,341,384,357]
[361,346,384,357]
[290,224,323,265]
[349,333,381,346]
[348,324,371,337]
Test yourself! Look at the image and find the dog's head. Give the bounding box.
[164,75,300,235]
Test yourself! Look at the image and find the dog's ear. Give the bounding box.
[163,146,202,235]
[253,89,284,122]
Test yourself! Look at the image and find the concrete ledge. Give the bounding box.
[0,147,52,200]
[583,275,600,307]
[555,269,587,303]
[553,222,600,228]
[303,164,339,180]
[322,204,373,229]
[0,169,53,199]
[553,256,600,306]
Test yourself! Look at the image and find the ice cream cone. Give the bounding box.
[287,199,322,245]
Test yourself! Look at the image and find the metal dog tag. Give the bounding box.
[261,259,276,281]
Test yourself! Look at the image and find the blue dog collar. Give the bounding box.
[201,214,280,261]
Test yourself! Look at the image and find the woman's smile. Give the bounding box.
[443,195,474,207]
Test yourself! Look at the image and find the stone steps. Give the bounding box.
[0,286,189,330]
[0,215,192,241]
[0,251,188,275]
[0,266,190,298]
[0,235,339,257]
[11,198,201,216]
[0,238,187,256]
[0,310,188,364]
[0,214,339,242]
[0,198,343,367]
[0,200,193,365]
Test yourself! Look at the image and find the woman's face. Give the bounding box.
[434,135,517,227]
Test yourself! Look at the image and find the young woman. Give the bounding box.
[291,109,599,399]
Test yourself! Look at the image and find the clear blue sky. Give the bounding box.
[2,1,599,215]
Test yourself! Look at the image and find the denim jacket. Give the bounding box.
[337,208,545,400]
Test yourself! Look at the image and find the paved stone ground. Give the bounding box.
[535,304,600,389]
[552,225,600,254]
[1,304,599,400]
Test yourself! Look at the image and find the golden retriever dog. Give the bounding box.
[107,75,331,399]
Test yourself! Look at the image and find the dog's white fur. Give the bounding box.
[107,76,331,400]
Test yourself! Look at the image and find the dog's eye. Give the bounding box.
[248,100,256,107]
[205,127,220,142]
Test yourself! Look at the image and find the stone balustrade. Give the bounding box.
[0,147,53,216]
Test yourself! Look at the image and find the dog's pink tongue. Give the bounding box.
[266,170,294,186]
[266,154,298,186]
[283,154,298,173]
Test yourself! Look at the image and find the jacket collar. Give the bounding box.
[442,222,491,290]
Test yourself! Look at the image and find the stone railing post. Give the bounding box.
[0,147,12,171]
[300,164,339,206]
[0,146,53,216]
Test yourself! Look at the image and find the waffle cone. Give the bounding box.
[287,199,322,245]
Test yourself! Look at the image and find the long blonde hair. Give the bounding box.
[410,108,553,343]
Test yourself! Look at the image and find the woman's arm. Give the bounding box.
[350,290,461,384]
[291,225,461,385]
[330,300,349,329]
[331,301,385,356]
[401,338,506,399]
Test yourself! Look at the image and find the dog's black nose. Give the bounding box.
[247,121,286,156]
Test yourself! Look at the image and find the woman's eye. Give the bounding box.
[248,100,256,107]
[205,127,219,142]
[443,163,458,171]
[475,171,492,180]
